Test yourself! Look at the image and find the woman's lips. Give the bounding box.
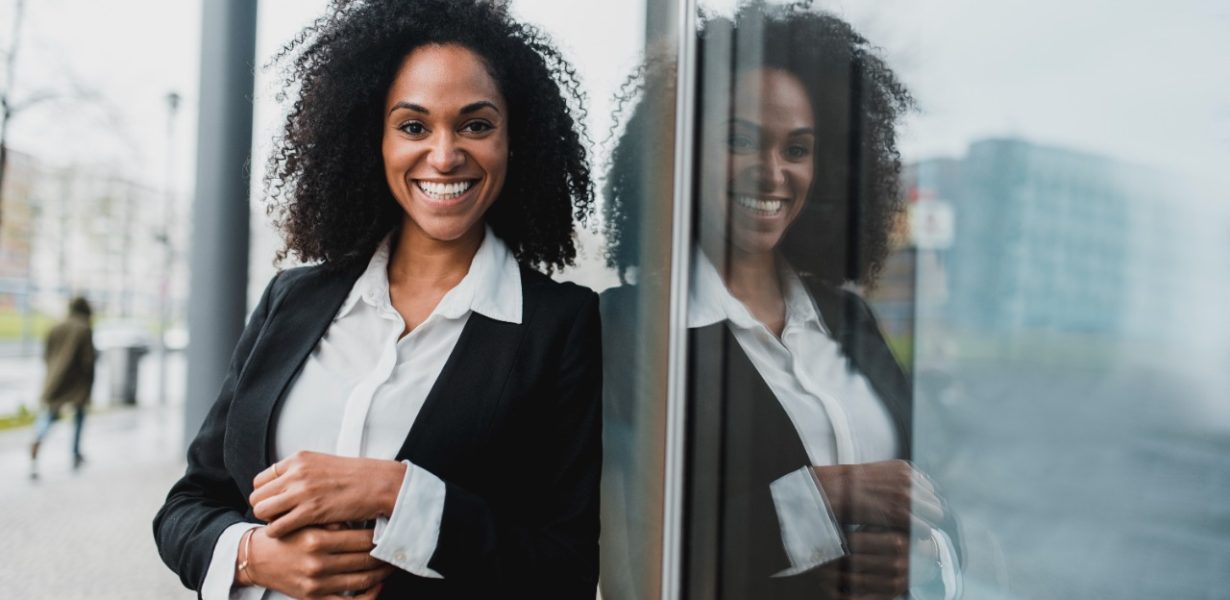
[732,193,787,217]
[413,178,480,208]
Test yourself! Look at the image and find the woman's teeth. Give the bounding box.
[733,195,784,216]
[417,180,475,200]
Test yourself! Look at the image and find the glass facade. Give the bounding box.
[588,0,1230,598]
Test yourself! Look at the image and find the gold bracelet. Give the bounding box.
[237,527,257,585]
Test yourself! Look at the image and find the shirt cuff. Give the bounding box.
[769,466,848,576]
[371,460,446,579]
[202,522,267,600]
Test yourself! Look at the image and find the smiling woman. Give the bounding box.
[152,1,601,599]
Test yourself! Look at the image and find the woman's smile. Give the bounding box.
[413,178,481,207]
[731,193,790,219]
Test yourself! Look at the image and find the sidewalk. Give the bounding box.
[0,403,195,599]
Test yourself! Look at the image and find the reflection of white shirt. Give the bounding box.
[201,227,523,600]
[688,250,898,574]
[688,251,900,466]
[688,251,960,600]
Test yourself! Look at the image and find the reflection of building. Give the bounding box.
[906,138,1178,338]
[1,149,188,325]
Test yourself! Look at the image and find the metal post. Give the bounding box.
[159,91,180,406]
[184,0,258,448]
[661,0,698,597]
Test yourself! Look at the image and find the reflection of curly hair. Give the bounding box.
[604,1,912,285]
[266,0,593,272]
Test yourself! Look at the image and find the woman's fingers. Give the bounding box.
[910,492,945,526]
[316,550,387,574]
[846,530,908,556]
[845,531,909,576]
[265,503,318,538]
[253,489,300,527]
[252,462,282,490]
[818,569,906,597]
[322,528,380,553]
[310,565,395,597]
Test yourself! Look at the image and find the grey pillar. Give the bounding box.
[184,0,258,449]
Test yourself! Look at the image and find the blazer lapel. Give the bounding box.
[227,264,364,491]
[806,278,914,457]
[393,311,525,473]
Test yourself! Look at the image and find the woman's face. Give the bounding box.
[699,68,815,257]
[382,43,509,243]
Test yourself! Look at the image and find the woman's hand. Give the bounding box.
[811,460,945,531]
[815,530,911,599]
[250,451,408,538]
[236,525,393,599]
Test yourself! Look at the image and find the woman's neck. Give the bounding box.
[387,220,484,289]
[700,239,784,312]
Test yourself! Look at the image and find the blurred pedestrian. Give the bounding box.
[30,296,96,479]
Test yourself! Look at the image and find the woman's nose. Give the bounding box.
[755,150,787,192]
[428,134,465,172]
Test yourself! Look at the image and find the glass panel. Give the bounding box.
[672,0,1230,598]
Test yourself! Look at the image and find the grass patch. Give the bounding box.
[0,404,36,430]
[0,309,54,340]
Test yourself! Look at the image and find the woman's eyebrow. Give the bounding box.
[389,101,429,115]
[387,100,500,116]
[460,100,501,115]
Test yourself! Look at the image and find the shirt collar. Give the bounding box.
[687,250,758,330]
[460,225,523,324]
[686,249,827,334]
[336,225,522,324]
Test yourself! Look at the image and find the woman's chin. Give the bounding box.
[728,225,786,257]
[402,214,485,244]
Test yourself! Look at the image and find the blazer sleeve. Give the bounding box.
[427,291,603,597]
[152,273,280,593]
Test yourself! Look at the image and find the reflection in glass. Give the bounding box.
[604,2,958,598]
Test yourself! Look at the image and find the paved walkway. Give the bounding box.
[0,404,196,599]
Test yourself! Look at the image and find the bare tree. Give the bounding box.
[0,0,130,240]
[0,0,30,234]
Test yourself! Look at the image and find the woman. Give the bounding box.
[601,3,959,599]
[153,1,601,598]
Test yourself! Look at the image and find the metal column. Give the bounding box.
[183,0,258,449]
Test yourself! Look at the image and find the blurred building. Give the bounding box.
[899,138,1181,340]
[0,148,187,329]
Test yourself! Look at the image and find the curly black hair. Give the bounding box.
[265,0,593,272]
[604,1,912,286]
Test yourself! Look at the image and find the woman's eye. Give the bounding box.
[728,134,756,153]
[462,121,494,134]
[399,122,426,135]
[785,144,812,160]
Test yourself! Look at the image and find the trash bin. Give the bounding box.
[105,344,148,405]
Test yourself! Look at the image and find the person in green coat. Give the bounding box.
[30,296,96,479]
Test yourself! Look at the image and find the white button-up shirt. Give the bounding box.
[202,227,522,599]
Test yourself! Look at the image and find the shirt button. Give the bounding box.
[395,550,408,562]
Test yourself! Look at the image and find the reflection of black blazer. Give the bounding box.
[601,277,959,600]
[154,260,602,599]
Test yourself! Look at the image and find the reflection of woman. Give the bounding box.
[153,1,601,598]
[603,3,958,599]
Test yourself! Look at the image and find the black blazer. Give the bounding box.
[154,260,602,599]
